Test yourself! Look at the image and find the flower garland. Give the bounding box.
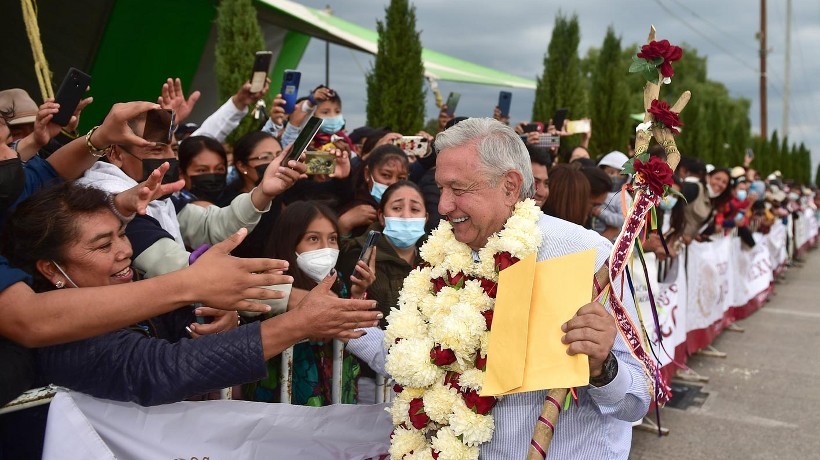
[384,199,543,460]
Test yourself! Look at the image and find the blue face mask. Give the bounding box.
[736,190,748,201]
[370,176,388,203]
[383,217,426,249]
[659,196,678,211]
[319,114,345,134]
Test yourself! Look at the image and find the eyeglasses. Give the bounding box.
[247,151,280,163]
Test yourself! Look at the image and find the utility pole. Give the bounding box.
[782,0,792,137]
[759,0,768,138]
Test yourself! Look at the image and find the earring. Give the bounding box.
[55,280,65,289]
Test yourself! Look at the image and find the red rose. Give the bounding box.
[444,371,461,391]
[408,398,430,429]
[637,39,683,78]
[481,310,494,330]
[430,345,457,366]
[475,353,487,371]
[494,252,519,272]
[633,155,675,197]
[463,389,498,415]
[448,271,468,288]
[432,450,440,459]
[478,277,498,298]
[431,277,447,293]
[648,99,683,134]
[393,384,403,394]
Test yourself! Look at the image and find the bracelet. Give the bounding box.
[106,193,135,224]
[85,126,112,158]
[60,128,79,139]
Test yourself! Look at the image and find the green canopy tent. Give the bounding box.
[2,0,535,129]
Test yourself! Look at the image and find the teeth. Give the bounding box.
[451,216,468,223]
[113,267,130,277]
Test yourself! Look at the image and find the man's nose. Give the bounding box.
[438,188,455,217]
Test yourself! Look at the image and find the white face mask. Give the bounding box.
[295,248,340,283]
[706,183,720,198]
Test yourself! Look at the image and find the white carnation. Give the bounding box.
[428,303,485,360]
[389,388,426,426]
[460,280,493,312]
[458,368,485,392]
[404,448,436,460]
[422,384,461,424]
[431,427,480,460]
[479,331,490,358]
[386,337,443,388]
[449,403,495,447]
[389,426,428,459]
[385,306,428,345]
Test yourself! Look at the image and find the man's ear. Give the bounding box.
[502,170,524,204]
[107,145,125,167]
[35,260,61,286]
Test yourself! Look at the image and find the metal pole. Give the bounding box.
[759,0,768,138]
[331,339,343,404]
[280,346,293,403]
[375,375,386,404]
[325,41,330,87]
[782,0,792,137]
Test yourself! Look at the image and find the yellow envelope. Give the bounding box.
[481,249,596,396]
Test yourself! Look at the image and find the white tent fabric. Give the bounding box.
[43,391,392,460]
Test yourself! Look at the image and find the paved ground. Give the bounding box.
[630,247,820,460]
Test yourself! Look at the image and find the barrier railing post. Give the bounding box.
[332,339,343,404]
[375,375,386,404]
[280,346,293,403]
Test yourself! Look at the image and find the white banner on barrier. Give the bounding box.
[631,252,688,368]
[685,237,733,333]
[766,221,788,269]
[730,235,774,308]
[43,391,392,460]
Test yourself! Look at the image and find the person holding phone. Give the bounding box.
[249,201,375,405]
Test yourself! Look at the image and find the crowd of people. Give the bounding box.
[1,68,818,457]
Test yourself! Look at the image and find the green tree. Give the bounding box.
[214,0,268,141]
[588,27,629,155]
[814,156,820,186]
[768,131,781,177]
[366,0,425,133]
[532,13,587,124]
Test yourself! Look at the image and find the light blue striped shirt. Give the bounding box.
[347,214,651,459]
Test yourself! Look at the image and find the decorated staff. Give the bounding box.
[527,26,689,459]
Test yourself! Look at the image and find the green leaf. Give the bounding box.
[622,159,637,175]
[628,58,649,73]
[642,67,660,84]
[651,57,664,66]
[665,185,688,202]
[636,152,650,163]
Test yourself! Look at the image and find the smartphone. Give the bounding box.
[745,148,755,161]
[280,70,301,114]
[392,136,429,157]
[304,151,337,175]
[358,231,382,263]
[142,109,175,144]
[445,92,460,116]
[497,91,512,118]
[537,134,560,149]
[566,119,591,135]
[283,116,323,164]
[249,51,273,93]
[52,67,91,126]
[522,122,544,133]
[551,108,569,132]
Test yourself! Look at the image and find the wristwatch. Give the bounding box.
[589,352,618,387]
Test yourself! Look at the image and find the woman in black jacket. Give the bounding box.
[2,182,381,406]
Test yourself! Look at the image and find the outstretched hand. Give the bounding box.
[158,78,200,124]
[113,161,185,216]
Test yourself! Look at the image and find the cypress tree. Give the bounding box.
[214,0,268,141]
[366,0,425,133]
[532,14,587,124]
[589,27,629,155]
[814,155,820,186]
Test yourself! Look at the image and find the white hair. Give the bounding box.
[435,118,535,200]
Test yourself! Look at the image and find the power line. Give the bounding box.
[667,0,758,53]
[651,0,759,74]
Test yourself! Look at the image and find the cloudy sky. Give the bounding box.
[289,0,819,170]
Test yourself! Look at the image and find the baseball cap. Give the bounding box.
[0,89,38,125]
[597,151,629,171]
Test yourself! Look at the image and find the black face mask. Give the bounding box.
[0,157,25,213]
[254,163,270,186]
[141,158,180,200]
[189,173,227,202]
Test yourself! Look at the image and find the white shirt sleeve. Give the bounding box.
[191,97,248,143]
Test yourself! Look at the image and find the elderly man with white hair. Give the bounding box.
[348,118,650,460]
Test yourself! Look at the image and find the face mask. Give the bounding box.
[735,190,747,201]
[254,163,270,185]
[0,157,25,212]
[140,157,180,184]
[370,176,389,203]
[52,261,79,288]
[788,192,800,201]
[384,217,426,249]
[659,196,678,211]
[296,248,339,283]
[319,115,345,134]
[706,183,720,198]
[189,173,226,202]
[610,175,627,193]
